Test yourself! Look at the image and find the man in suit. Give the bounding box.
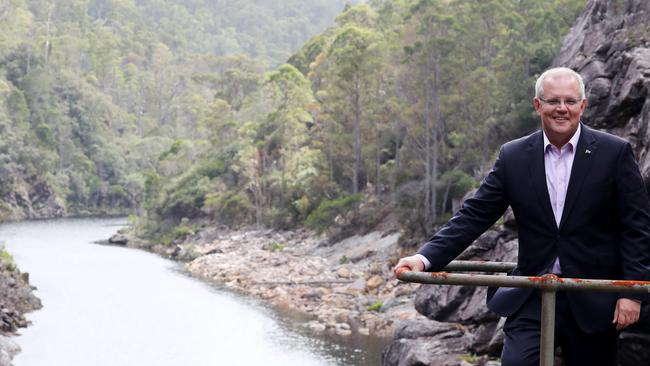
[394,67,650,365]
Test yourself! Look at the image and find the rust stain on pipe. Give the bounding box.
[527,274,563,284]
[610,280,650,287]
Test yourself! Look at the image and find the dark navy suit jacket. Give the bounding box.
[418,124,650,333]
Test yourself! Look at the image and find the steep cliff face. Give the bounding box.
[0,176,65,221]
[553,0,650,180]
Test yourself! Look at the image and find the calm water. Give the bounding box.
[0,218,386,366]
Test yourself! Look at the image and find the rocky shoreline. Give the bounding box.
[116,226,423,340]
[0,248,41,366]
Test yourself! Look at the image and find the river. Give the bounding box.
[0,218,387,366]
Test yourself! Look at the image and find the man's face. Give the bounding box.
[533,74,586,147]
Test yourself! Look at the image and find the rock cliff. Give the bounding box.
[0,250,41,366]
[382,0,650,365]
[553,0,650,181]
[0,175,65,221]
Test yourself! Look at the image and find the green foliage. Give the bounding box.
[305,195,363,233]
[458,354,478,363]
[0,245,16,271]
[159,221,199,246]
[203,191,254,227]
[270,242,285,252]
[0,0,353,219]
[367,301,383,312]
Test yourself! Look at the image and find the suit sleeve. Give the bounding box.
[418,145,510,271]
[615,143,650,302]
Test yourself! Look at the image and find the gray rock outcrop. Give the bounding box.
[553,0,650,183]
[0,254,41,366]
[1,175,65,220]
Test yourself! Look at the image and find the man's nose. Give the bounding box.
[556,103,569,112]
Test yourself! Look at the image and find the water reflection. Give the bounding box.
[0,218,388,366]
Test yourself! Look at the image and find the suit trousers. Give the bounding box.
[501,291,618,366]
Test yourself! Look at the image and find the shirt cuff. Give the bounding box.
[415,254,431,271]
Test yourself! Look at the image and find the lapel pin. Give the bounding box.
[585,149,591,155]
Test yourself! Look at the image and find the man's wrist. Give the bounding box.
[415,254,431,271]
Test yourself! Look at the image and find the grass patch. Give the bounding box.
[0,244,16,271]
[270,242,285,252]
[367,301,383,312]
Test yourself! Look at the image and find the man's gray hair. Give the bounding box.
[535,67,586,100]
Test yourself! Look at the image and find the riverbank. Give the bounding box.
[0,248,41,366]
[117,226,422,339]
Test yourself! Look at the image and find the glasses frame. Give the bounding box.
[537,96,584,108]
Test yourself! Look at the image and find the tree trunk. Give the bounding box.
[431,52,441,224]
[352,76,361,195]
[424,75,432,229]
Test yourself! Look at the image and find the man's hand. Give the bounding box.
[612,298,641,331]
[393,255,425,276]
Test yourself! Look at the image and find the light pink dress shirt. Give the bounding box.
[543,123,581,274]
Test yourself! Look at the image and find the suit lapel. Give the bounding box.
[559,124,597,230]
[526,132,557,231]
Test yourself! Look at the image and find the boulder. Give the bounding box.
[382,318,474,366]
[108,233,128,245]
[367,275,384,290]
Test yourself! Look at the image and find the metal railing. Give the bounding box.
[396,260,650,366]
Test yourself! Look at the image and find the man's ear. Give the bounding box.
[533,98,541,113]
[579,98,588,113]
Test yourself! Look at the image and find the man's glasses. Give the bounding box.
[538,97,582,107]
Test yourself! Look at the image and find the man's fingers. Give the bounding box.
[613,299,641,330]
[393,256,424,275]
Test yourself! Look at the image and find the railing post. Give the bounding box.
[540,288,556,366]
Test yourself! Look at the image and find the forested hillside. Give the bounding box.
[0,0,587,242]
[134,0,587,244]
[0,0,350,219]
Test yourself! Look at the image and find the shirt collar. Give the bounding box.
[543,123,581,152]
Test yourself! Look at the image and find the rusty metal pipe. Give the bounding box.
[396,271,650,294]
[443,260,517,273]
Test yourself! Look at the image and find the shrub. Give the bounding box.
[0,245,16,271]
[203,191,253,227]
[304,194,362,233]
[270,242,284,251]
